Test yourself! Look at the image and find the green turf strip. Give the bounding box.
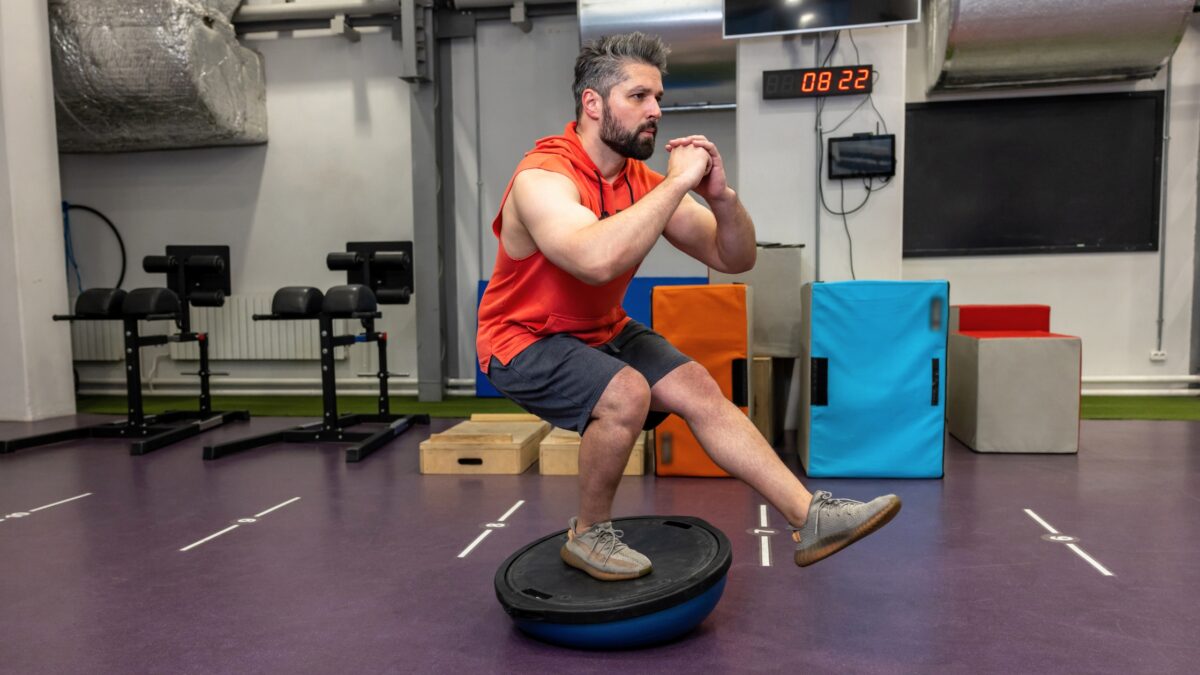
[1078,396,1200,421]
[76,395,523,419]
[75,395,1197,421]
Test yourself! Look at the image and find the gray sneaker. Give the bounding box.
[560,518,653,581]
[791,491,901,567]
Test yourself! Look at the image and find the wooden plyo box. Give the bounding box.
[539,428,651,476]
[419,417,550,474]
[751,356,773,442]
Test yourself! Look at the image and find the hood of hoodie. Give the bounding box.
[527,121,629,189]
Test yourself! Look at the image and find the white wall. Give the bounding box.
[737,28,908,282]
[60,29,418,391]
[901,17,1200,379]
[0,0,75,421]
[35,11,1200,401]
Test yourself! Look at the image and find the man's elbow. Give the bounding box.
[718,252,756,275]
[574,260,617,286]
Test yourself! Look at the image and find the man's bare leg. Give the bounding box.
[576,367,650,531]
[650,362,814,527]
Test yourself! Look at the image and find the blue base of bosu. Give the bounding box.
[495,516,732,650]
[514,576,727,650]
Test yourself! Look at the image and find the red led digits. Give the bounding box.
[854,67,870,89]
[837,68,852,91]
[761,65,874,99]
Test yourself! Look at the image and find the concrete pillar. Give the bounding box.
[0,0,75,420]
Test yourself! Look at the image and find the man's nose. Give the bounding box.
[647,98,661,120]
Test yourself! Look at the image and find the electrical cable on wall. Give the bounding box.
[813,30,893,280]
[62,202,127,291]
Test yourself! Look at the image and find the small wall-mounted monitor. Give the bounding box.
[828,134,896,180]
[724,0,921,39]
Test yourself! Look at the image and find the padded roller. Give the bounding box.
[271,287,324,318]
[142,255,176,273]
[74,288,127,317]
[374,288,411,305]
[326,252,363,271]
[122,287,181,317]
[372,251,409,269]
[189,289,226,307]
[183,255,225,271]
[323,284,377,317]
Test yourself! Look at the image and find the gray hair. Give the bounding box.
[573,32,670,118]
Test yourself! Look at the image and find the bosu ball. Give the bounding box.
[495,516,731,649]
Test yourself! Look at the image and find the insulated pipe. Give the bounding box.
[233,1,401,23]
[452,0,564,7]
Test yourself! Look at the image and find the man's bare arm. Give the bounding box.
[662,135,756,274]
[512,145,710,285]
[663,190,756,274]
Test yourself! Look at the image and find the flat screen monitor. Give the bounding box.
[903,92,1164,257]
[724,0,921,39]
[828,134,895,180]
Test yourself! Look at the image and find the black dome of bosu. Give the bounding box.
[495,516,732,649]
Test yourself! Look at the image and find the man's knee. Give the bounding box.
[593,367,651,429]
[662,362,726,414]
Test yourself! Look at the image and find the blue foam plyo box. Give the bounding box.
[474,276,708,397]
[800,280,949,478]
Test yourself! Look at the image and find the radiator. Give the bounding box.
[68,294,348,362]
[168,294,348,361]
[70,320,124,362]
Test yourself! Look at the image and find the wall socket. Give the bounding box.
[1150,350,1168,362]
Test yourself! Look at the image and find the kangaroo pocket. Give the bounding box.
[529,308,624,337]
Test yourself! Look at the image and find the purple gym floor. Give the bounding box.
[1,415,1197,674]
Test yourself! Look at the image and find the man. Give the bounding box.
[477,32,900,581]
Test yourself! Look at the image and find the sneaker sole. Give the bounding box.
[793,496,902,567]
[560,546,653,582]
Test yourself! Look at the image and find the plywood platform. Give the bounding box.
[539,428,650,476]
[419,418,550,474]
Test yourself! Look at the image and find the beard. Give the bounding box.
[600,105,656,160]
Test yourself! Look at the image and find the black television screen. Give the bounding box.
[903,92,1164,257]
[829,134,895,179]
[724,0,920,38]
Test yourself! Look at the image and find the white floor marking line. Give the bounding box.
[1024,508,1059,534]
[497,500,525,523]
[181,498,301,552]
[458,501,526,559]
[255,497,301,518]
[1025,508,1114,577]
[1066,543,1115,577]
[180,525,240,552]
[757,504,772,567]
[29,493,93,513]
[458,530,492,558]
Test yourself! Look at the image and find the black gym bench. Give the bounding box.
[0,247,249,455]
[203,242,428,463]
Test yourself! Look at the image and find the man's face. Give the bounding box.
[598,63,664,161]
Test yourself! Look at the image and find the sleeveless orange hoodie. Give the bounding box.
[477,121,665,373]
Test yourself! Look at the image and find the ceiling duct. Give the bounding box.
[578,0,734,109]
[928,0,1194,91]
[51,0,267,152]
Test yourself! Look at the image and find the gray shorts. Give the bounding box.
[485,319,692,433]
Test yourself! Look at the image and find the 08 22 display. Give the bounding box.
[762,66,873,100]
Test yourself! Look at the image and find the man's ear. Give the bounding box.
[581,88,603,122]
